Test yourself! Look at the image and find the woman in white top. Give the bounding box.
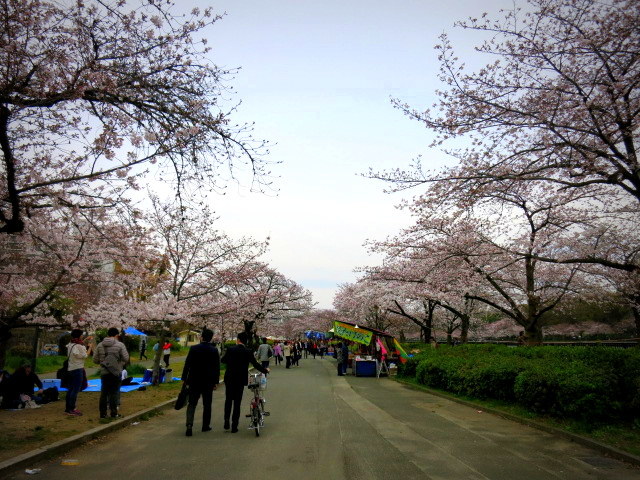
[65,329,91,416]
[283,342,292,369]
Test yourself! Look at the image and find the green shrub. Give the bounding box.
[514,362,619,420]
[462,359,524,401]
[127,364,147,375]
[398,343,640,422]
[397,356,422,378]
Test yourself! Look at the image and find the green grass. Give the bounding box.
[4,354,66,374]
[396,376,640,457]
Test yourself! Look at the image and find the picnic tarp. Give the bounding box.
[40,377,181,393]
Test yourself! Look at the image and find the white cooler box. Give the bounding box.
[42,378,61,389]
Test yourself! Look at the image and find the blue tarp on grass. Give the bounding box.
[42,377,181,393]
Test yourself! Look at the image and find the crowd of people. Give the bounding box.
[179,335,354,436]
[1,329,354,438]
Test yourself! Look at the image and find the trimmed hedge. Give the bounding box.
[398,344,640,422]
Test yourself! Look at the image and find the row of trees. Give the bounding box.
[0,193,315,367]
[337,0,639,344]
[0,0,314,369]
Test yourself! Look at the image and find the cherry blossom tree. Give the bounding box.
[1,0,271,235]
[369,179,600,344]
[225,262,315,339]
[333,279,412,335]
[371,0,639,277]
[0,205,148,367]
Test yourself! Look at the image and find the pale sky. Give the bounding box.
[192,0,513,308]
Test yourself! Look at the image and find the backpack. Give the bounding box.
[101,351,122,377]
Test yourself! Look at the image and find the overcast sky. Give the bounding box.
[192,0,513,308]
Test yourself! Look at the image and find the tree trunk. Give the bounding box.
[632,303,640,338]
[524,323,543,345]
[460,314,469,343]
[30,326,40,370]
[0,326,11,370]
[423,325,432,344]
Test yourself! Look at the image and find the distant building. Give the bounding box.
[176,330,201,347]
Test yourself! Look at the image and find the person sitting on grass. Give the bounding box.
[5,363,43,408]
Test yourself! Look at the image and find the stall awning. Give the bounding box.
[332,321,374,345]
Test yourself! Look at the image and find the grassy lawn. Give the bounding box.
[396,376,640,458]
[0,359,229,463]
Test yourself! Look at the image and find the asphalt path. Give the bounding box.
[7,355,640,479]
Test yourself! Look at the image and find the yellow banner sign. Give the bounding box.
[333,322,373,345]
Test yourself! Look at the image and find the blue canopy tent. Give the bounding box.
[124,327,147,336]
[305,330,327,340]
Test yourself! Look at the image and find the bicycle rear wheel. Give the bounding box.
[252,406,260,437]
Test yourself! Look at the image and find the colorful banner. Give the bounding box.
[333,322,373,345]
[376,338,387,361]
[393,338,409,364]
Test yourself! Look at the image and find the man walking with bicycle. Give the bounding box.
[221,332,269,433]
[181,328,220,437]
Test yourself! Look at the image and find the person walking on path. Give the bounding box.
[162,341,172,367]
[341,341,350,375]
[139,336,148,360]
[221,332,269,433]
[273,342,282,366]
[64,329,91,416]
[181,328,220,437]
[283,341,292,369]
[335,342,345,376]
[256,338,273,372]
[293,341,302,366]
[94,327,129,419]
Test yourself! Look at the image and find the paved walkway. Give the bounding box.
[7,356,640,479]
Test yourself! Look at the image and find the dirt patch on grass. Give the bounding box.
[0,381,181,463]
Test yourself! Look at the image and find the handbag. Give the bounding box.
[81,368,88,391]
[174,383,189,410]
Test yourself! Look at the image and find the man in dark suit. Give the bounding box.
[221,331,269,433]
[181,328,220,437]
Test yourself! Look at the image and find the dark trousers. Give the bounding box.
[285,356,291,368]
[224,383,245,428]
[186,384,213,428]
[261,360,270,372]
[163,354,170,367]
[139,350,147,360]
[65,368,83,412]
[100,373,121,417]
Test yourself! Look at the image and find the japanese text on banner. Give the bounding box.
[333,322,373,345]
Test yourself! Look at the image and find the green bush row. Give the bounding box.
[398,344,640,421]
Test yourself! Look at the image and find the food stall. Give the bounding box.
[331,321,409,377]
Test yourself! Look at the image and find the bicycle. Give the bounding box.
[246,373,269,436]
